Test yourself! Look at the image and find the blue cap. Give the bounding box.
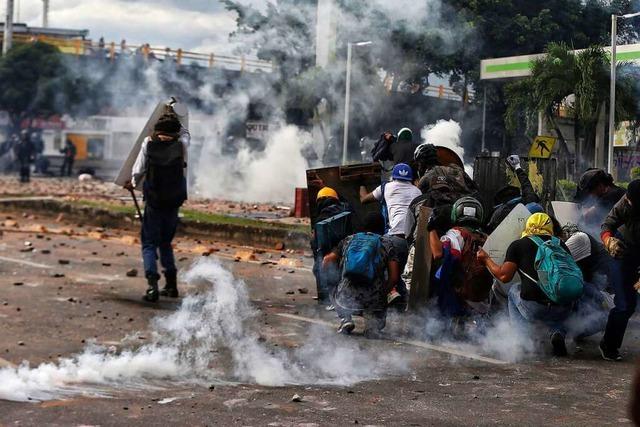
[392,163,413,181]
[526,202,544,214]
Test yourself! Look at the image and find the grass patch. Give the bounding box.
[67,199,308,233]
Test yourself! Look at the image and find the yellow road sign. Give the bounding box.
[529,136,557,159]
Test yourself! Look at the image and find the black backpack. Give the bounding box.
[144,137,187,209]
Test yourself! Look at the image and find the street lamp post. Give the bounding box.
[607,12,640,175]
[342,40,372,165]
[2,0,15,55]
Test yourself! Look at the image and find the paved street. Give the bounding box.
[1,208,639,426]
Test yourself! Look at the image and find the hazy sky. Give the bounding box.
[3,0,259,55]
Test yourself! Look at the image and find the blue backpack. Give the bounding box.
[343,233,383,283]
[521,236,584,305]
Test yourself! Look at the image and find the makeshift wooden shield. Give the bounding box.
[408,206,433,312]
[306,163,382,229]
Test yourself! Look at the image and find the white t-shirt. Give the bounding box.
[373,180,421,236]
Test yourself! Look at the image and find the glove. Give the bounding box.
[605,236,626,259]
[506,155,522,171]
[426,208,451,232]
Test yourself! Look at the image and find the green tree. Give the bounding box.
[0,42,86,131]
[505,42,639,171]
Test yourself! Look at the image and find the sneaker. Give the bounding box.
[387,288,401,305]
[599,342,623,361]
[337,319,355,335]
[325,304,335,311]
[550,332,568,357]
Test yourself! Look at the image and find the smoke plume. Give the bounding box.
[0,259,408,402]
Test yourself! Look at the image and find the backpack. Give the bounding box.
[521,236,584,305]
[451,227,493,302]
[371,134,393,162]
[342,233,383,283]
[315,211,352,254]
[144,137,187,209]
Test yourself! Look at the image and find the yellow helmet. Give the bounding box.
[317,187,338,201]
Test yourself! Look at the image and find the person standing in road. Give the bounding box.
[124,113,189,302]
[60,139,77,177]
[14,130,34,183]
[598,180,640,361]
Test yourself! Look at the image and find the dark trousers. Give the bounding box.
[313,253,340,304]
[60,158,74,177]
[602,251,640,350]
[141,204,179,277]
[18,160,30,182]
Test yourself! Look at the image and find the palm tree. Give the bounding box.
[505,42,639,174]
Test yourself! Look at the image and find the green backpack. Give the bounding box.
[520,236,584,305]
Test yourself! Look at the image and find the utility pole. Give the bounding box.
[2,0,15,55]
[42,0,49,28]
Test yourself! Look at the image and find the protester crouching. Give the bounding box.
[428,197,493,334]
[360,163,421,306]
[125,113,189,302]
[477,213,606,356]
[599,179,640,361]
[311,187,353,307]
[323,212,400,337]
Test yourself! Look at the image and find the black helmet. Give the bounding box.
[451,196,484,226]
[414,143,437,162]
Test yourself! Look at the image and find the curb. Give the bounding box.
[0,198,310,251]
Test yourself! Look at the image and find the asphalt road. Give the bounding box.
[1,209,639,426]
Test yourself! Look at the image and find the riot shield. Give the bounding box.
[114,98,189,188]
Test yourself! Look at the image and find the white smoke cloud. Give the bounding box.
[421,119,473,175]
[0,259,408,402]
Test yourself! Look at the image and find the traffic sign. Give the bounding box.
[529,136,557,158]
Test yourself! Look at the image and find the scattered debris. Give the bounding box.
[158,397,179,405]
[291,394,303,402]
[297,288,309,294]
[125,268,138,277]
[58,260,70,265]
[55,213,65,223]
[102,263,111,267]
[286,291,295,295]
[234,250,258,262]
[17,341,25,346]
[52,273,65,278]
[41,250,51,255]
[274,242,285,251]
[3,219,18,227]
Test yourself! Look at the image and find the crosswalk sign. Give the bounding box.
[529,136,557,159]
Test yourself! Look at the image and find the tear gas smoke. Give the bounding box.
[193,125,309,203]
[421,119,473,175]
[0,259,408,402]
